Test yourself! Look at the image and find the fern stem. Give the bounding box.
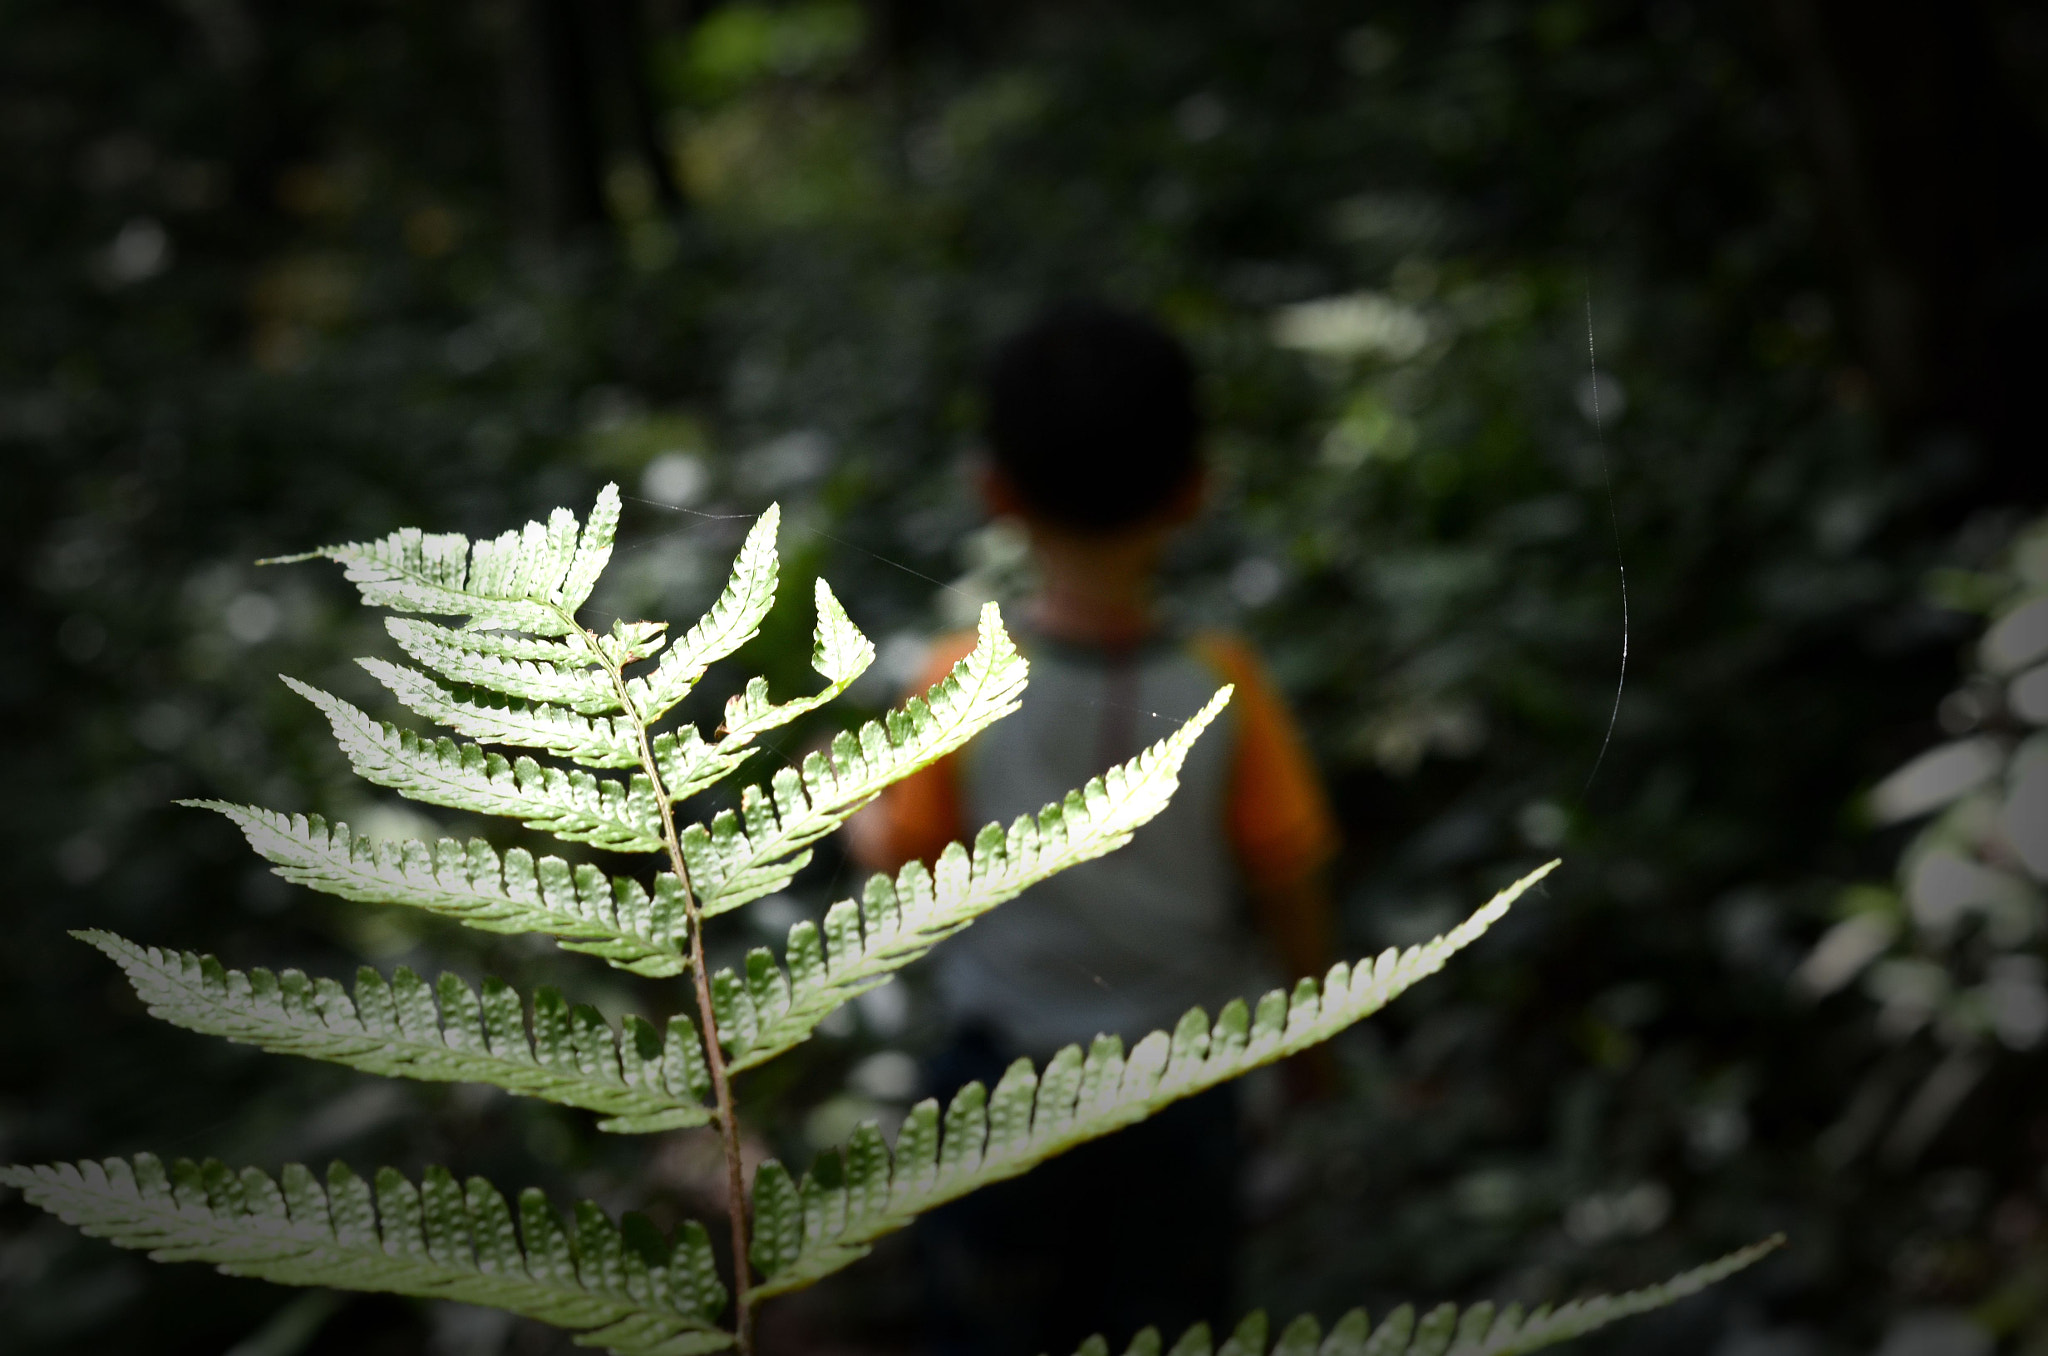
[676,841,755,1354]
[570,608,756,1354]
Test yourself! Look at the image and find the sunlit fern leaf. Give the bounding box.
[83,932,713,1132]
[626,505,781,723]
[652,727,761,807]
[190,805,691,977]
[0,1155,731,1354]
[358,659,642,768]
[645,578,870,808]
[269,483,621,637]
[1065,1238,1784,1356]
[283,680,664,850]
[717,579,877,743]
[394,618,666,673]
[713,687,1232,1071]
[683,602,1028,919]
[748,863,1559,1294]
[385,618,623,716]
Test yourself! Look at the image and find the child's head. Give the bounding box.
[982,302,1203,534]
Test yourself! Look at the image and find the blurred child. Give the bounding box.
[845,302,1338,1356]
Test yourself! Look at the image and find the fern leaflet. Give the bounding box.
[85,932,713,1132]
[747,863,1557,1294]
[683,602,1028,919]
[283,679,666,850]
[653,726,763,807]
[714,579,876,742]
[271,483,621,637]
[192,805,691,976]
[0,1154,732,1354]
[358,658,644,768]
[1063,1237,1783,1356]
[711,687,1232,1071]
[385,617,625,716]
[644,578,874,807]
[626,506,782,722]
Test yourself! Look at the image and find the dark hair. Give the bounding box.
[982,302,1201,531]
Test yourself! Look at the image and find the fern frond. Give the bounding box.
[387,618,669,672]
[712,687,1232,1071]
[358,659,642,768]
[1064,1238,1784,1356]
[191,805,691,977]
[84,932,713,1132]
[286,678,664,850]
[748,863,1558,1294]
[639,579,871,811]
[626,506,782,723]
[716,579,876,743]
[683,602,1028,919]
[0,1155,731,1354]
[273,484,621,637]
[653,727,762,806]
[386,618,622,716]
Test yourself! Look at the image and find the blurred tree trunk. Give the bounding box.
[1770,0,2048,512]
[504,0,608,242]
[501,0,683,245]
[591,0,685,212]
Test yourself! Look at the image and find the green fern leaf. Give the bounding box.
[713,687,1232,1071]
[272,484,621,637]
[385,618,624,715]
[652,726,762,807]
[0,1154,731,1354]
[684,602,1028,920]
[749,862,1558,1294]
[716,579,876,743]
[626,506,782,723]
[284,679,665,850]
[387,618,670,672]
[1067,1238,1783,1356]
[191,805,691,977]
[84,932,713,1132]
[638,578,871,811]
[358,659,642,767]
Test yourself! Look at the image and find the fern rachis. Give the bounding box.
[3,486,1779,1354]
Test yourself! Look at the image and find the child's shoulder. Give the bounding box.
[1186,629,1276,693]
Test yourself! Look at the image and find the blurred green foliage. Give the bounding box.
[3,2,2041,1353]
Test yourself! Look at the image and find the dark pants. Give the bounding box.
[916,1027,1242,1356]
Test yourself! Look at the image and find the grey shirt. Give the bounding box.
[931,630,1279,1055]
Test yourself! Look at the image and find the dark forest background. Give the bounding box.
[5,2,2048,1353]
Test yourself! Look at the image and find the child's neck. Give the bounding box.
[1022,523,1166,650]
